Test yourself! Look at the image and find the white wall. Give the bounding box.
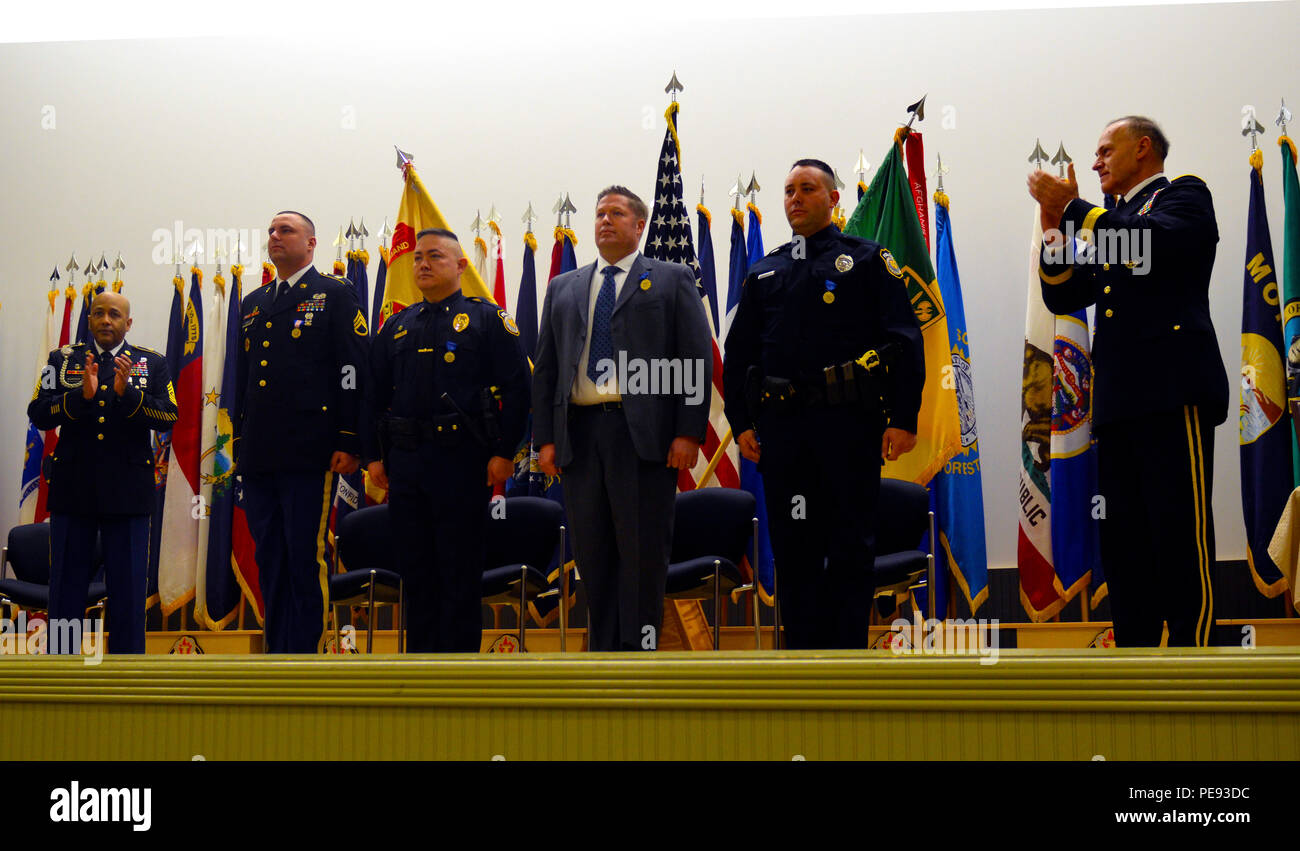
[2,1,1297,570]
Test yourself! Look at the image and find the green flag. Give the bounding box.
[1281,135,1300,487]
[845,131,961,484]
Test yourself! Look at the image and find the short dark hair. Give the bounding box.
[596,186,648,220]
[1108,115,1170,160]
[789,159,836,192]
[416,227,459,243]
[276,210,315,236]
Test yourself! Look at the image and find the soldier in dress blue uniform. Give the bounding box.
[1030,116,1228,648]
[363,228,530,652]
[723,159,924,649]
[722,161,925,652]
[28,291,178,654]
[236,210,368,653]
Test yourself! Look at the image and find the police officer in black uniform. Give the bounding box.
[1030,116,1228,647]
[364,228,530,653]
[29,291,178,654]
[237,210,368,653]
[723,159,924,649]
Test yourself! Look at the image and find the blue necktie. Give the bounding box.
[587,266,618,385]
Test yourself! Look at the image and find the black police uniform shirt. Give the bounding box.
[723,223,925,436]
[28,340,178,516]
[1039,174,1229,427]
[236,267,368,474]
[363,289,531,463]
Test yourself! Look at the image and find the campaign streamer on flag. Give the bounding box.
[380,162,493,331]
[931,189,989,613]
[903,131,930,252]
[158,267,204,615]
[195,265,242,629]
[1240,146,1292,596]
[845,130,961,484]
[1280,133,1300,487]
[490,218,507,310]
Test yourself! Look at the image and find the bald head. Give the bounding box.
[89,291,132,348]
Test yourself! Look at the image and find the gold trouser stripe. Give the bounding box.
[314,473,334,653]
[1184,407,1212,647]
[1079,206,1106,242]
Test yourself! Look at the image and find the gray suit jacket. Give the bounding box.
[532,253,713,466]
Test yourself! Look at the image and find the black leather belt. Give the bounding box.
[572,401,624,413]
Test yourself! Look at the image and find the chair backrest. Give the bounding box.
[670,488,756,566]
[875,479,930,556]
[6,523,52,584]
[483,497,564,571]
[337,505,394,574]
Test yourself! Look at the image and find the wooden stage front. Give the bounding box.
[1,646,1298,760]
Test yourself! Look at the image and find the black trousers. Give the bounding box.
[49,513,150,654]
[759,405,882,649]
[387,443,491,653]
[243,470,335,653]
[1095,406,1217,647]
[563,406,676,651]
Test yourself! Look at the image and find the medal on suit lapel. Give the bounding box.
[823,280,837,304]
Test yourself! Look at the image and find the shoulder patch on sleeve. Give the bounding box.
[353,309,368,336]
[880,249,904,278]
[498,309,520,337]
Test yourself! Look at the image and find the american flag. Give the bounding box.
[643,101,739,493]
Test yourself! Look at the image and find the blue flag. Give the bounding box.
[516,233,539,360]
[696,204,720,337]
[723,208,748,339]
[1240,151,1292,595]
[372,249,387,337]
[148,273,187,605]
[931,193,989,613]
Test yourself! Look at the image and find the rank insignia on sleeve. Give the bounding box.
[167,382,178,405]
[453,312,470,333]
[834,254,854,273]
[880,249,904,278]
[499,309,520,336]
[353,309,368,336]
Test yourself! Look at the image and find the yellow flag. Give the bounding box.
[381,165,494,329]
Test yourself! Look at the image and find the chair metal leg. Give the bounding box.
[559,526,567,652]
[397,581,405,654]
[751,517,761,650]
[518,565,526,651]
[366,569,376,654]
[926,509,936,622]
[713,559,721,651]
[772,566,781,650]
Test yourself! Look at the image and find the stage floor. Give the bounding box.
[1,647,1297,760]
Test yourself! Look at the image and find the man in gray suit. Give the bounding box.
[533,185,713,651]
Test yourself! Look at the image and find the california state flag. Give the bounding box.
[379,165,494,330]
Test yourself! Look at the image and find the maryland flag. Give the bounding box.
[380,163,493,330]
[845,130,960,484]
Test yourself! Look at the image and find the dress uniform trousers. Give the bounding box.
[1096,406,1216,647]
[563,404,677,652]
[49,513,150,654]
[759,404,883,650]
[387,443,491,653]
[241,470,335,653]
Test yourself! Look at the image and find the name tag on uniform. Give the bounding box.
[757,270,775,279]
